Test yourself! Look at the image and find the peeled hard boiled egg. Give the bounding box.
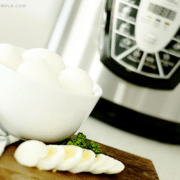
[0,44,23,70]
[14,140,48,167]
[22,48,65,74]
[69,149,95,173]
[58,67,93,95]
[56,145,83,171]
[85,153,106,173]
[17,58,61,88]
[36,145,65,170]
[105,159,125,174]
[91,155,117,174]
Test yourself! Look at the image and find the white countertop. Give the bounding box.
[77,116,180,180]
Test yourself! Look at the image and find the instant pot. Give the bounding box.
[95,0,180,143]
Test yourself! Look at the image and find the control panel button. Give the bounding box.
[119,22,131,35]
[121,0,142,6]
[117,19,135,37]
[121,48,143,68]
[141,54,159,75]
[143,33,157,44]
[159,51,179,75]
[118,3,138,23]
[114,33,136,56]
[164,40,180,56]
[173,42,180,50]
[120,5,132,18]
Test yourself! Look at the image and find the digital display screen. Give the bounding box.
[148,3,177,21]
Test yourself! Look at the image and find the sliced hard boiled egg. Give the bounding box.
[85,153,106,173]
[14,140,48,167]
[105,159,125,174]
[0,43,23,70]
[58,67,93,95]
[36,145,65,170]
[22,48,65,74]
[69,149,95,173]
[17,58,61,88]
[55,145,83,171]
[91,155,116,174]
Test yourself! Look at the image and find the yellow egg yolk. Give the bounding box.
[81,150,91,162]
[63,146,77,159]
[46,147,57,158]
[94,157,99,162]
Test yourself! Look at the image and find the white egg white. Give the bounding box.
[17,58,61,88]
[91,155,116,174]
[55,145,83,171]
[22,48,65,74]
[36,145,65,170]
[0,44,23,70]
[58,67,93,95]
[69,149,95,173]
[14,140,48,167]
[85,153,106,173]
[105,159,125,174]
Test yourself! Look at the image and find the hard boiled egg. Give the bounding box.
[91,155,117,174]
[17,58,61,88]
[22,48,65,74]
[58,67,93,95]
[55,145,83,171]
[36,145,65,170]
[105,159,125,174]
[0,44,23,70]
[85,153,106,173]
[14,140,48,167]
[69,149,95,173]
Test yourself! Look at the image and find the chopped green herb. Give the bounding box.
[65,132,103,154]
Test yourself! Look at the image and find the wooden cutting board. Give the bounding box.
[0,140,159,180]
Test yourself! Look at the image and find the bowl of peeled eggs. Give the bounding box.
[0,44,102,143]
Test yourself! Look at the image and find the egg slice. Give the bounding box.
[105,159,125,174]
[14,140,48,167]
[17,58,61,88]
[58,67,93,95]
[91,155,117,174]
[85,153,106,173]
[36,145,65,170]
[22,48,65,74]
[55,145,83,171]
[69,149,95,173]
[0,43,23,70]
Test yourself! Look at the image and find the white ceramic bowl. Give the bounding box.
[0,63,102,142]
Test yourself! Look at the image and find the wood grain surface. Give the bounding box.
[0,139,159,180]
